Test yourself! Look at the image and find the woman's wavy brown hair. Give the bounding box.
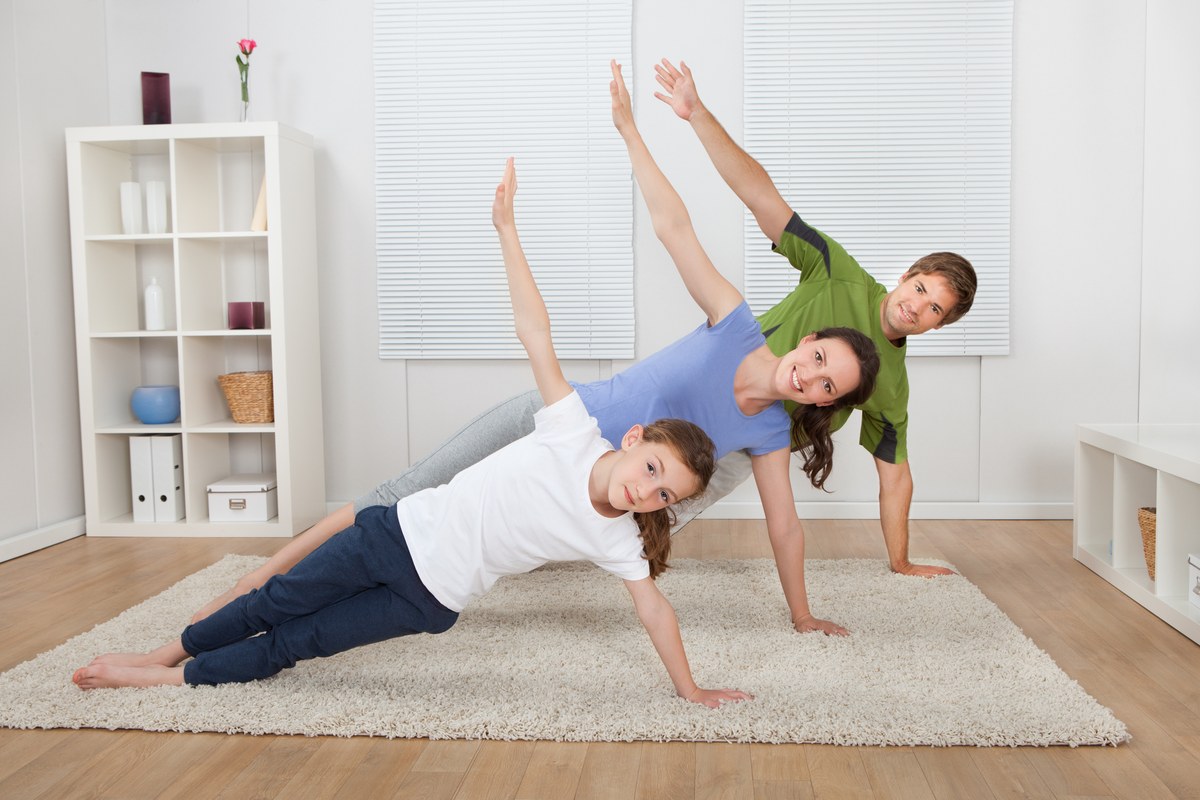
[791,327,880,490]
[633,418,715,579]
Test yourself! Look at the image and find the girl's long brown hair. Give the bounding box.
[791,328,880,490]
[632,418,715,579]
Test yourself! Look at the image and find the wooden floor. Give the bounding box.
[2,518,1199,799]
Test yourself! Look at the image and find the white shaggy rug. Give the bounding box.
[0,555,1128,746]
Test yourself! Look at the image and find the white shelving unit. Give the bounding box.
[1074,423,1200,644]
[66,122,326,537]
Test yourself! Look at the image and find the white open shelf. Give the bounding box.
[1073,423,1200,645]
[66,122,326,538]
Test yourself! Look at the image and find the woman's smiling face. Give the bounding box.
[773,333,861,407]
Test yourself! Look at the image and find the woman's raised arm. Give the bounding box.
[610,60,742,326]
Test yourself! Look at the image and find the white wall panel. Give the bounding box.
[902,358,982,502]
[16,0,108,532]
[0,0,39,542]
[1139,0,1200,424]
[979,0,1145,505]
[632,0,747,357]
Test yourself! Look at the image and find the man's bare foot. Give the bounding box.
[72,663,184,690]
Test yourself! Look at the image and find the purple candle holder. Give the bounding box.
[228,301,265,329]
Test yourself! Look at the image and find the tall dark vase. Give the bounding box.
[141,72,171,125]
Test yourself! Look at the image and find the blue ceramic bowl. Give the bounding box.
[131,385,180,424]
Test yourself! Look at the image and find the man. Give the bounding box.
[653,59,977,577]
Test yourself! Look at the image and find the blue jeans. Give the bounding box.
[181,505,458,686]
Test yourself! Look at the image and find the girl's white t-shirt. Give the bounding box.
[396,391,651,612]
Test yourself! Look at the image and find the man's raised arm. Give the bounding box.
[653,58,793,245]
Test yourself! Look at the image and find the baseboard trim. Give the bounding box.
[324,499,1074,522]
[0,516,87,563]
[0,503,1072,563]
[698,501,1073,520]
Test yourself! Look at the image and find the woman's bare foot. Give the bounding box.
[72,663,184,690]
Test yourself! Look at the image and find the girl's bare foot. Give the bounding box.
[72,663,184,690]
[90,652,161,668]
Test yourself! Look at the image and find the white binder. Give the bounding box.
[129,436,155,522]
[150,434,184,522]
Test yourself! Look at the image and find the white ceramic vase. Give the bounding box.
[120,181,143,235]
[145,181,168,234]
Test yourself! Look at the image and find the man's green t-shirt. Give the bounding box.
[756,214,909,464]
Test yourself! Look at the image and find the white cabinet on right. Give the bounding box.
[1074,423,1200,645]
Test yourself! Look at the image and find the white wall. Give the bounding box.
[980,0,1147,508]
[0,0,107,559]
[3,0,1197,556]
[1140,0,1200,423]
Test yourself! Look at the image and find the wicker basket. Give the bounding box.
[1138,506,1157,580]
[217,371,274,423]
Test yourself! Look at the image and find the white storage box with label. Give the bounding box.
[1190,553,1200,610]
[208,473,278,522]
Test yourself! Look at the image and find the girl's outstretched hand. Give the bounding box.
[685,687,755,709]
[653,58,702,121]
[492,156,517,231]
[610,59,635,135]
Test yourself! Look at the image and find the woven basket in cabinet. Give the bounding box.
[217,371,274,423]
[1137,506,1157,580]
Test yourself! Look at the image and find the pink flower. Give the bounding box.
[236,39,258,118]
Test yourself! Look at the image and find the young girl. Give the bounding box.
[73,159,752,710]
[192,62,881,638]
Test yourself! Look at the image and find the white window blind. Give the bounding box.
[375,0,633,359]
[744,0,1012,355]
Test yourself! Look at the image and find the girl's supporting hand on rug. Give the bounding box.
[625,577,754,709]
[685,686,755,709]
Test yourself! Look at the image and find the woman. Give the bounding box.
[194,62,880,637]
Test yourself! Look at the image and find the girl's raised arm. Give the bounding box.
[610,60,742,327]
[492,158,571,406]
